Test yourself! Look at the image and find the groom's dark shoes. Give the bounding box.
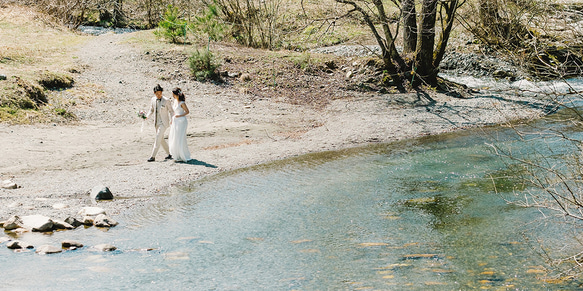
[165,155,173,160]
[147,157,155,162]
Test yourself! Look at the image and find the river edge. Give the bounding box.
[0,32,553,229]
[0,92,550,223]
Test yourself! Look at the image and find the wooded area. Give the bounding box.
[7,0,582,89]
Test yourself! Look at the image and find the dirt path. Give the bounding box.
[0,31,547,220]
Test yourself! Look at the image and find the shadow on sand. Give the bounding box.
[176,159,218,168]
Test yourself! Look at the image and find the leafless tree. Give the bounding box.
[34,0,91,28]
[488,79,583,278]
[333,0,465,87]
[208,0,287,49]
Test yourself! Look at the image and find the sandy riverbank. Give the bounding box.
[0,32,548,221]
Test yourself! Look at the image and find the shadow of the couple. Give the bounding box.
[176,159,218,168]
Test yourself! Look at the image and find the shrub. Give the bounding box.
[290,53,314,72]
[189,49,220,81]
[155,5,188,44]
[192,3,225,41]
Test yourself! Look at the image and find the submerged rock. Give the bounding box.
[62,240,84,249]
[93,214,118,228]
[7,240,33,249]
[36,245,62,254]
[93,244,116,252]
[78,206,106,216]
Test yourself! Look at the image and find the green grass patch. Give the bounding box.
[189,48,221,81]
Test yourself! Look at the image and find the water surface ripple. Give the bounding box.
[2,126,581,290]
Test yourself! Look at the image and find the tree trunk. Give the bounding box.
[336,0,402,84]
[414,0,438,86]
[333,0,462,88]
[433,0,459,69]
[113,0,124,27]
[146,0,154,28]
[402,0,417,54]
[373,0,406,69]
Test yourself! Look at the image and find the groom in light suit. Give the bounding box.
[146,84,174,162]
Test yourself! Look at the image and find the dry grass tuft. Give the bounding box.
[0,4,89,123]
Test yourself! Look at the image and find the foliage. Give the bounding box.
[192,3,225,41]
[189,48,221,81]
[290,53,313,71]
[155,5,188,44]
[0,73,81,123]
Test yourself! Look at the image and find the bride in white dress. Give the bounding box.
[168,87,191,162]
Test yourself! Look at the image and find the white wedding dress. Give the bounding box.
[169,101,191,162]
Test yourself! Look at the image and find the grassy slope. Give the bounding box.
[0,5,89,123]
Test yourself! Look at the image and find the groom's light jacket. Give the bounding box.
[147,96,174,128]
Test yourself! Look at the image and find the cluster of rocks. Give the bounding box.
[0,185,120,254]
[310,45,382,58]
[438,51,526,81]
[309,44,528,81]
[78,26,137,36]
[0,207,118,254]
[1,237,117,254]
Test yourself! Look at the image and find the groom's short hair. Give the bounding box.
[153,84,163,92]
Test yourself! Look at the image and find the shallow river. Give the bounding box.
[4,78,583,290]
[2,124,583,290]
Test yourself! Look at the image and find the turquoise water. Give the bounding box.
[2,125,583,290]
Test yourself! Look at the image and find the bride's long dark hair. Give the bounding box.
[172,87,185,102]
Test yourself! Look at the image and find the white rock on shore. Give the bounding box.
[21,215,54,232]
[2,215,23,231]
[1,180,17,189]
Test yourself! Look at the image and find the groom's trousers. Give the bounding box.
[151,123,170,158]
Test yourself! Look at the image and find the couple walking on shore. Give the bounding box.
[146,84,191,162]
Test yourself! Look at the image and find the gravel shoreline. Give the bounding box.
[0,32,549,223]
